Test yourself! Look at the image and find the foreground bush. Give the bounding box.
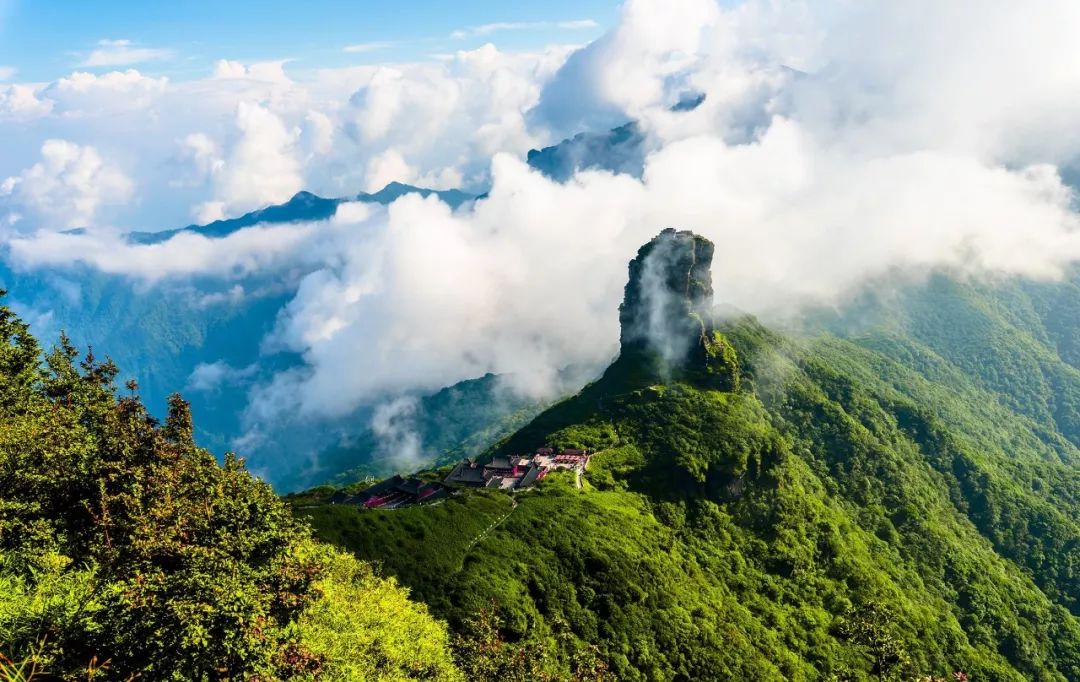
[0,299,459,680]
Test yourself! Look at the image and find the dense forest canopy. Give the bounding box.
[0,296,461,680]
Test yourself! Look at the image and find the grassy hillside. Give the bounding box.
[298,271,1080,681]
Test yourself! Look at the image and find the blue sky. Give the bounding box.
[0,0,617,81]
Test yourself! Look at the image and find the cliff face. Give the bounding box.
[617,228,737,388]
[619,228,714,359]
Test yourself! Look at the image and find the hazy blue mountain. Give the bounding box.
[526,122,647,182]
[525,92,704,182]
[130,182,476,244]
[0,182,491,491]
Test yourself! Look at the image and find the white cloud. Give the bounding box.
[0,66,15,81]
[369,397,429,468]
[557,20,600,30]
[51,69,168,94]
[2,139,133,229]
[8,214,330,279]
[451,19,600,40]
[345,43,566,190]
[0,46,565,231]
[211,59,292,84]
[171,132,224,189]
[303,110,335,157]
[530,0,720,136]
[193,201,226,224]
[344,41,397,54]
[79,39,174,68]
[7,202,373,282]
[0,84,52,120]
[212,59,249,80]
[195,284,246,307]
[364,149,413,192]
[193,102,304,219]
[46,69,168,116]
[363,148,462,191]
[187,360,257,392]
[11,0,1080,463]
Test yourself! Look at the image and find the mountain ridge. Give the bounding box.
[296,229,1080,681]
[128,182,477,244]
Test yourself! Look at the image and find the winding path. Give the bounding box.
[596,394,622,442]
[456,497,518,571]
[451,392,622,570]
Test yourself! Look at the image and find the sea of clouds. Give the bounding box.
[5,0,1080,468]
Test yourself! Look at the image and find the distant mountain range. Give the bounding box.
[524,92,701,182]
[0,181,487,491]
[129,182,477,244]
[0,113,680,492]
[526,121,646,182]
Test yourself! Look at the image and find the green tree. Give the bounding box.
[0,298,460,680]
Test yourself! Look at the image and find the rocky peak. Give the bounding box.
[617,228,738,389]
[619,228,714,358]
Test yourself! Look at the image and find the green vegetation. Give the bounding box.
[0,299,459,680]
[12,219,1080,681]
[324,374,550,487]
[299,272,1080,680]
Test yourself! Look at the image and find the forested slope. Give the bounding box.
[300,232,1080,681]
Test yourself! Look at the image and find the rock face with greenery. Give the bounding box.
[0,300,460,680]
[618,228,738,391]
[619,228,714,359]
[298,231,1080,681]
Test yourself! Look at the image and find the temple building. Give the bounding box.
[444,448,591,490]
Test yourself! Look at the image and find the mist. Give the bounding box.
[7,0,1080,476]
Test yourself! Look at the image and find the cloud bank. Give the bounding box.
[0,44,570,231]
[2,139,133,229]
[7,0,1080,475]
